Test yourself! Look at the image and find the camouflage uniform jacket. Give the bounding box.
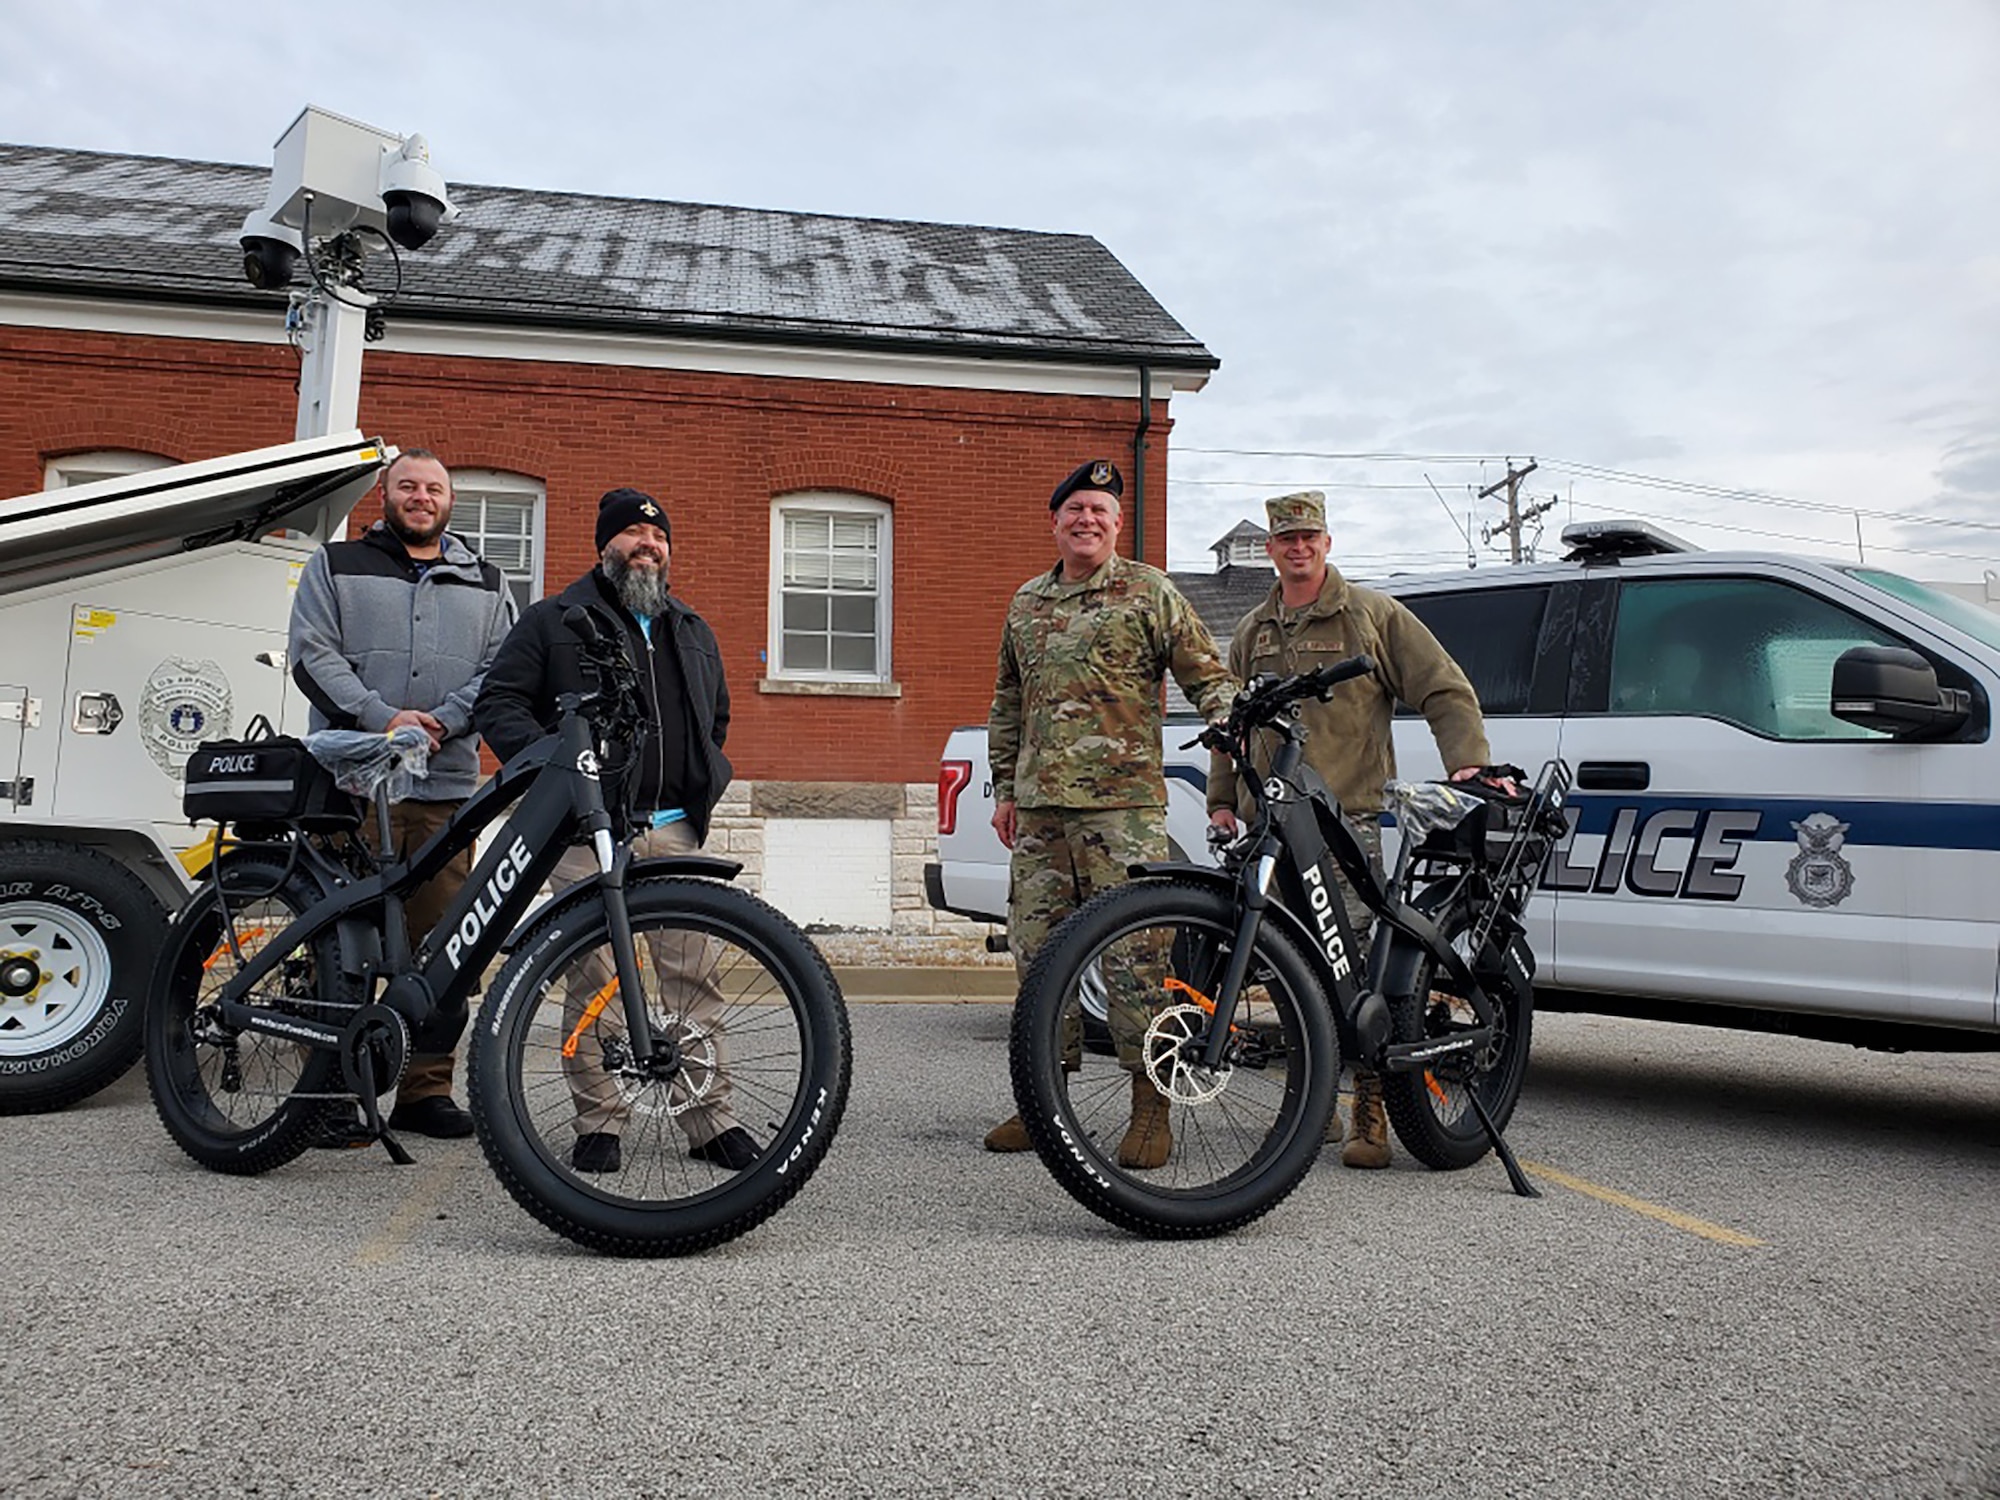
[990,553,1235,810]
[1208,566,1490,817]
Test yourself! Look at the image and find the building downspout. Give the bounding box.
[1132,364,1152,563]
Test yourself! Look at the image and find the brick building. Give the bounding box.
[0,142,1216,954]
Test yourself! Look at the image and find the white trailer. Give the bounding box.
[0,432,386,1110]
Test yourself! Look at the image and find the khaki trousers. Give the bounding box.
[549,820,741,1148]
[387,798,473,1101]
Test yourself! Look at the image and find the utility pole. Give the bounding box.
[1479,458,1553,563]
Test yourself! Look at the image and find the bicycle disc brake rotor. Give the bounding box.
[613,1017,718,1119]
[1142,1002,1232,1106]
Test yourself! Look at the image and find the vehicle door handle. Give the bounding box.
[1575,761,1650,791]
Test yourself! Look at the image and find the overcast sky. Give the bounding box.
[4,0,1996,580]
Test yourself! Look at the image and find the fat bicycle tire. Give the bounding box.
[468,875,850,1257]
[145,850,349,1174]
[1379,882,1534,1170]
[1010,878,1337,1239]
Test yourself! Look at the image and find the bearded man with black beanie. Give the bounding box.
[476,486,754,1174]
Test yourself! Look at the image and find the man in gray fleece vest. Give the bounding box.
[288,448,517,1139]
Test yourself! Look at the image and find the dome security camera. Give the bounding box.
[378,133,455,251]
[239,206,304,289]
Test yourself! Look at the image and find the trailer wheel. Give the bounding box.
[0,839,169,1114]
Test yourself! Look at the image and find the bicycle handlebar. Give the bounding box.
[1190,654,1377,751]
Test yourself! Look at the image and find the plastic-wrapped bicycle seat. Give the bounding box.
[1385,779,1485,842]
[305,726,433,801]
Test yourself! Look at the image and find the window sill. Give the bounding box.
[758,678,903,699]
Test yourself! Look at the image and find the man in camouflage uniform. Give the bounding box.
[1208,490,1492,1167]
[985,458,1236,1167]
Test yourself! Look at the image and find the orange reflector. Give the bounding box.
[202,926,267,970]
[561,978,620,1059]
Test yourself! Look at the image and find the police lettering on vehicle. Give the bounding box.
[1544,806,1762,901]
[1542,803,1866,910]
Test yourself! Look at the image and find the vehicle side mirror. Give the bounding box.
[1830,645,1968,737]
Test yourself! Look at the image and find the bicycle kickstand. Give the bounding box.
[353,1049,417,1167]
[1466,1090,1540,1199]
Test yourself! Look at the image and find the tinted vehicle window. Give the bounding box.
[1609,577,1901,740]
[1399,586,1550,716]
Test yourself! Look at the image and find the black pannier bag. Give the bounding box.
[182,715,362,831]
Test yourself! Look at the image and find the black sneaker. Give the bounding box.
[571,1132,622,1174]
[387,1095,474,1140]
[688,1127,761,1171]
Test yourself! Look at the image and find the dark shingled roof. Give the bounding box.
[0,143,1217,369]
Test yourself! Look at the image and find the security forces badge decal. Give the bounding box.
[1088,461,1115,488]
[1785,812,1854,909]
[139,657,234,783]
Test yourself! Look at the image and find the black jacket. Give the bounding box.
[474,569,732,842]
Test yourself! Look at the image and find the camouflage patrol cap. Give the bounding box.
[1050,459,1124,511]
[1265,490,1327,534]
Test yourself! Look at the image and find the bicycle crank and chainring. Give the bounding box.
[338,1004,410,1099]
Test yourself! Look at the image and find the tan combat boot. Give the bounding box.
[1342,1071,1392,1169]
[1117,1071,1173,1169]
[984,1114,1032,1152]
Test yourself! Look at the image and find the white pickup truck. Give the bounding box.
[927,523,2000,1052]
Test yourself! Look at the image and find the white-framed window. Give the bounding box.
[451,469,545,614]
[43,449,175,490]
[769,493,892,681]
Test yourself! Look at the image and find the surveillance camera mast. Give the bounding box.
[237,106,458,440]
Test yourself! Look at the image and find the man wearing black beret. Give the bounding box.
[476,487,757,1175]
[985,457,1236,1166]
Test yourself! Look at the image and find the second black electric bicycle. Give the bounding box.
[1008,655,1570,1238]
[144,610,851,1256]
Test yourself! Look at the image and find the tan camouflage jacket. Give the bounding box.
[990,554,1235,810]
[1208,567,1490,817]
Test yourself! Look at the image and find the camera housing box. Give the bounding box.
[265,106,404,238]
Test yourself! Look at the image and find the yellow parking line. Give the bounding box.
[1520,1159,1766,1247]
[354,1155,462,1266]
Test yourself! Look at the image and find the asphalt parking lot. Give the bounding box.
[4,1002,1997,1498]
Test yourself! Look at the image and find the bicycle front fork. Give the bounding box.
[587,826,660,1070]
[1195,841,1281,1071]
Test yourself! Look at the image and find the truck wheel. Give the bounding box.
[0,839,170,1114]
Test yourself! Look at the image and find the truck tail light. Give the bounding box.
[938,760,973,836]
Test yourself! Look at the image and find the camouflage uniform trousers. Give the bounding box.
[1009,805,1168,1070]
[549,819,744,1150]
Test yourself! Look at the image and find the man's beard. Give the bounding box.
[605,550,671,617]
[386,505,448,548]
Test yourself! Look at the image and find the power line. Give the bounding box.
[1566,497,2000,565]
[1174,444,2000,535]
[1542,456,2000,534]
[1176,446,1500,463]
[1171,478,1448,491]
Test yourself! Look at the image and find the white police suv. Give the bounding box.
[931,520,2000,1051]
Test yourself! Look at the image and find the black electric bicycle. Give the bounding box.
[1008,654,1571,1239]
[144,610,851,1256]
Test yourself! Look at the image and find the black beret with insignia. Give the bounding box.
[1049,458,1124,511]
[595,487,671,551]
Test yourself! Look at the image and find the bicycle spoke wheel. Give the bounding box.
[1011,878,1336,1238]
[470,876,850,1256]
[145,853,346,1174]
[1380,884,1533,1170]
